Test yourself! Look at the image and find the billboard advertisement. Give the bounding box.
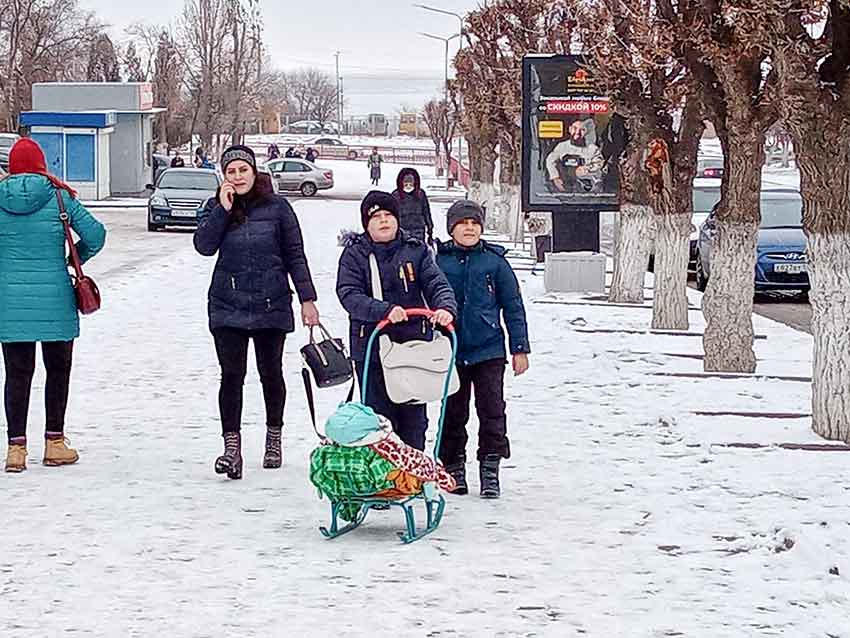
[522,54,625,214]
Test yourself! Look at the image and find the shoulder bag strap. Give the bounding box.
[369,253,383,300]
[302,364,356,443]
[56,190,84,280]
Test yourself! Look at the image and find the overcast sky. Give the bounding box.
[80,0,480,78]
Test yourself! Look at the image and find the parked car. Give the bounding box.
[311,137,359,160]
[265,159,333,197]
[146,168,222,232]
[696,156,724,178]
[695,188,807,292]
[0,133,20,170]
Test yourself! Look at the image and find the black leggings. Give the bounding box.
[212,328,286,435]
[2,341,74,441]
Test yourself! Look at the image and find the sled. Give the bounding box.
[315,309,457,544]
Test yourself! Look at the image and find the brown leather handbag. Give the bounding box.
[56,190,101,315]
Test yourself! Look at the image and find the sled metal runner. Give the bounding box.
[318,309,457,544]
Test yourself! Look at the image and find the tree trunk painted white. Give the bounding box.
[651,212,692,330]
[807,232,850,442]
[499,184,522,239]
[609,203,653,304]
[702,220,759,372]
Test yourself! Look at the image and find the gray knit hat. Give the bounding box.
[220,144,257,173]
[446,199,485,234]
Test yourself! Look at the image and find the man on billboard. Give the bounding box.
[544,118,605,194]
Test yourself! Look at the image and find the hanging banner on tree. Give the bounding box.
[522,54,625,213]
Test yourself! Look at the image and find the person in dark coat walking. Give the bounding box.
[392,167,433,244]
[194,144,320,479]
[305,147,318,163]
[436,200,530,499]
[336,191,457,451]
[170,155,185,168]
[367,147,383,185]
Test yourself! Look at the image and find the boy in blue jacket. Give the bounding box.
[436,200,530,498]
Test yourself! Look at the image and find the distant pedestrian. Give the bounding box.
[392,167,433,244]
[194,147,205,168]
[267,143,281,160]
[435,200,530,499]
[305,147,318,163]
[0,138,107,473]
[171,155,185,168]
[285,147,295,158]
[367,147,383,185]
[194,145,320,480]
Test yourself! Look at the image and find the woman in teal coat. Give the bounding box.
[0,138,106,473]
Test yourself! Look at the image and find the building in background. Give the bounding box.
[19,82,165,198]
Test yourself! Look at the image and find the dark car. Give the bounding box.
[696,188,807,292]
[0,133,20,170]
[146,168,222,232]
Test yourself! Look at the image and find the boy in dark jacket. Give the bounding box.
[336,191,457,451]
[436,200,530,498]
[391,167,433,244]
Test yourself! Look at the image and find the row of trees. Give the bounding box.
[454,0,850,443]
[0,0,340,155]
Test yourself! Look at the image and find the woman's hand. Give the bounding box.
[219,182,236,211]
[387,306,408,324]
[301,301,320,327]
[431,309,454,328]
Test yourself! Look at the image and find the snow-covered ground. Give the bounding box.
[2,197,847,636]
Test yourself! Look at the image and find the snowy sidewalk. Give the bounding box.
[2,199,848,637]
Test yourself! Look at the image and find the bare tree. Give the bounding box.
[288,68,338,128]
[123,41,146,82]
[423,94,459,181]
[673,0,779,372]
[746,0,850,441]
[87,32,121,82]
[0,0,104,129]
[153,29,186,147]
[582,0,704,326]
[179,0,231,154]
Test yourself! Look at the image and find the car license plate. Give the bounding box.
[774,263,807,274]
[171,209,196,218]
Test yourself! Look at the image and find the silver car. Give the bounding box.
[265,159,334,197]
[146,168,221,232]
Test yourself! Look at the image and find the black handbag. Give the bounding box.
[300,323,355,438]
[300,323,353,388]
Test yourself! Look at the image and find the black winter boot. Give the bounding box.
[444,462,468,495]
[263,426,283,469]
[479,455,501,499]
[215,432,243,479]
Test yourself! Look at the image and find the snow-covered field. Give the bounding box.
[1,198,847,637]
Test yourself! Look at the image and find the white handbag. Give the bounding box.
[369,253,460,404]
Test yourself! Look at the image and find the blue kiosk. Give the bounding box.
[19,110,116,201]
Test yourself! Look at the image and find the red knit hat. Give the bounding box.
[9,137,77,198]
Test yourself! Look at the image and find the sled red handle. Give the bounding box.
[377,308,455,333]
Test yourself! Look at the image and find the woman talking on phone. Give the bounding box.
[194,145,319,480]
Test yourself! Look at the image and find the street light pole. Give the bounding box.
[416,4,466,187]
[334,51,341,133]
[420,31,460,190]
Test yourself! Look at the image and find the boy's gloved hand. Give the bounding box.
[512,353,529,376]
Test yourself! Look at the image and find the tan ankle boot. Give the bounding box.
[5,444,27,473]
[43,437,79,466]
